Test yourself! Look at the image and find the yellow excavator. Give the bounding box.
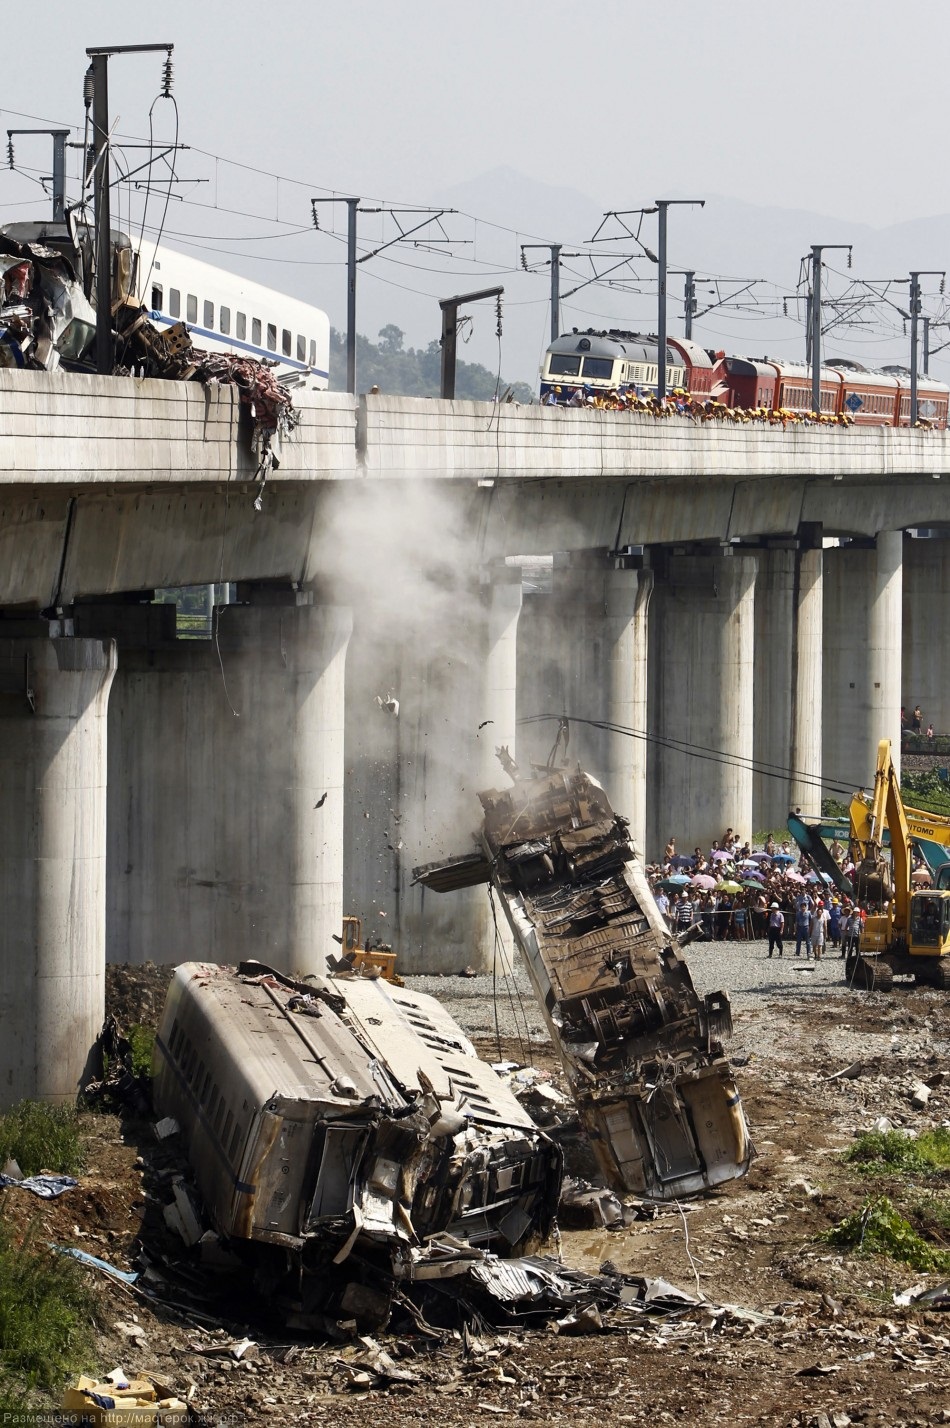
[788,740,950,990]
[844,740,950,990]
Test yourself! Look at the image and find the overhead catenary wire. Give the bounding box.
[517,712,862,800]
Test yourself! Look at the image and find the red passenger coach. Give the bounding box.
[669,336,715,398]
[709,356,778,410]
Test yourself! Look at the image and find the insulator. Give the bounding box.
[6,140,13,170]
[941,277,946,296]
[495,294,503,338]
[162,51,174,97]
[311,205,320,230]
[83,64,95,109]
[847,248,852,269]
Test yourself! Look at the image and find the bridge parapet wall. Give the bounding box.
[358,394,950,482]
[0,371,358,485]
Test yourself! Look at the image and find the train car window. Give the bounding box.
[220,306,231,335]
[208,1086,219,1121]
[309,339,316,366]
[199,1067,211,1104]
[222,1108,233,1145]
[296,334,306,362]
[582,357,615,380]
[282,328,291,357]
[548,354,581,377]
[236,312,246,340]
[229,1123,243,1161]
[168,1019,181,1056]
[267,323,277,352]
[150,284,163,312]
[186,294,197,323]
[203,300,214,329]
[169,288,180,319]
[252,318,261,346]
[214,1099,224,1134]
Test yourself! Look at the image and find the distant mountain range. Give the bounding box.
[422,168,950,389]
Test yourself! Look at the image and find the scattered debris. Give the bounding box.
[0,1171,77,1198]
[51,1244,140,1286]
[62,1370,187,1419]
[153,1117,180,1140]
[909,1077,932,1109]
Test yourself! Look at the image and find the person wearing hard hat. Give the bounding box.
[767,902,785,958]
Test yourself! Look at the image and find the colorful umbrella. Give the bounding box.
[784,869,805,883]
[717,880,743,893]
[670,855,694,869]
[711,850,732,862]
[691,873,716,889]
[773,852,796,865]
[656,876,689,891]
[748,853,773,863]
[742,880,766,891]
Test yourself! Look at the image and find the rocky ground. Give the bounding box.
[5,946,950,1427]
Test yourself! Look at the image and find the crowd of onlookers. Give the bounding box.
[644,826,901,957]
[543,384,860,426]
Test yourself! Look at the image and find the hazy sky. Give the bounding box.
[4,1,950,381]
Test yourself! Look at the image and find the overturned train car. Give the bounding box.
[153,961,561,1317]
[415,766,752,1200]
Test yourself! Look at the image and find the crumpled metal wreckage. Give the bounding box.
[413,761,754,1202]
[153,961,563,1328]
[0,226,294,469]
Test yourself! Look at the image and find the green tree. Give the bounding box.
[377,324,405,355]
[328,328,535,403]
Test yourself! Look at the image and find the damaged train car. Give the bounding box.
[152,961,561,1321]
[414,764,753,1201]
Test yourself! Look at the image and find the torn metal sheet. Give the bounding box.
[414,763,753,1201]
[152,961,561,1323]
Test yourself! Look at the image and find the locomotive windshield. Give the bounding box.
[548,354,582,376]
[582,357,615,379]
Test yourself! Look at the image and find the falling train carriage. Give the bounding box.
[540,328,950,427]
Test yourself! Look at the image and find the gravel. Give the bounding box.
[405,935,950,1068]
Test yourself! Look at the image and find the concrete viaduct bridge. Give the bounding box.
[2,368,949,1103]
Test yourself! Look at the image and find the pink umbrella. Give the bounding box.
[784,869,806,883]
[691,873,716,889]
[711,850,732,862]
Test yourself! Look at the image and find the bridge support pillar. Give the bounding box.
[823,532,903,792]
[0,633,116,1106]
[346,565,522,975]
[753,546,823,831]
[647,551,757,859]
[789,546,824,818]
[903,532,950,736]
[97,597,351,976]
[606,565,654,856]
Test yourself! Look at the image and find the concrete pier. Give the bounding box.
[789,547,824,819]
[0,634,116,1107]
[606,565,653,855]
[99,597,351,976]
[647,551,757,857]
[823,533,903,792]
[903,533,950,733]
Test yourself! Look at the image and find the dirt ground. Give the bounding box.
[4,966,950,1427]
